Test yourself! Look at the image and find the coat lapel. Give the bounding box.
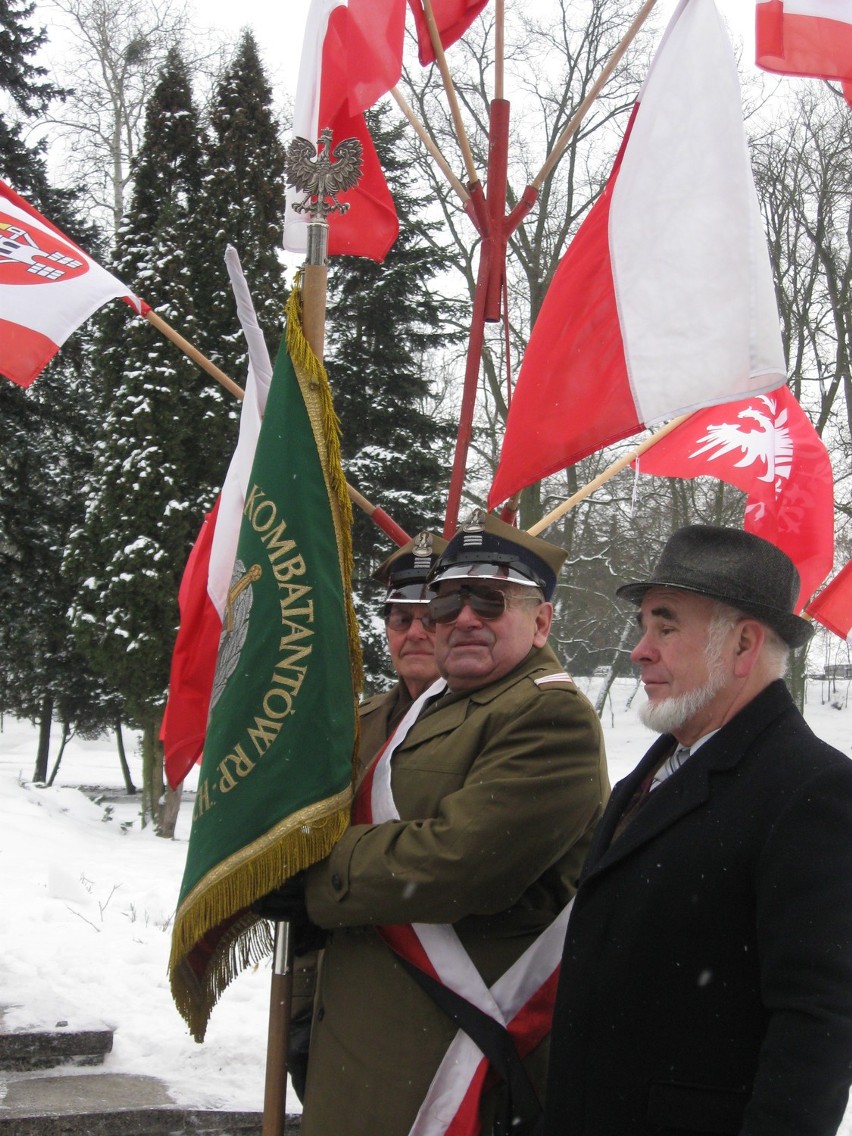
[583,681,795,881]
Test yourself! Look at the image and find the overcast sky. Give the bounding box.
[195,0,756,110]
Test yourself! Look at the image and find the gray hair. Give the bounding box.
[709,601,790,679]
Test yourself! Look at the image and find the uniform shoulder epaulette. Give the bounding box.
[534,671,575,688]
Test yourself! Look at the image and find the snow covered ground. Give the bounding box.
[0,674,850,1123]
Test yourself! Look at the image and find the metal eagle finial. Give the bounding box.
[286,128,363,223]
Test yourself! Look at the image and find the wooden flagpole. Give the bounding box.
[389,85,470,207]
[527,414,691,537]
[142,302,409,547]
[422,0,482,191]
[531,0,659,191]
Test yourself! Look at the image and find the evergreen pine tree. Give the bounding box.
[64,48,233,829]
[324,104,459,686]
[201,29,288,375]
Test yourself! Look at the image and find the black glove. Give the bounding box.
[252,872,327,955]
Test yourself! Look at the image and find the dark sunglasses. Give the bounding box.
[427,583,540,625]
[384,605,435,632]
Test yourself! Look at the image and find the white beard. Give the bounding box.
[638,632,729,737]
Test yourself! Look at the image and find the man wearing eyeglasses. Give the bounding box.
[358,530,448,770]
[299,509,609,1136]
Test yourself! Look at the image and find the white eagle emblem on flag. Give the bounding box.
[688,395,793,493]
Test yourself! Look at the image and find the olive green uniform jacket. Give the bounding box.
[301,644,609,1136]
[357,680,415,777]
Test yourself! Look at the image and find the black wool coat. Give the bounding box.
[544,680,852,1136]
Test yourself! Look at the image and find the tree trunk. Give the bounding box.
[158,782,183,839]
[787,646,807,712]
[46,723,75,786]
[115,719,137,794]
[141,713,180,838]
[32,694,53,783]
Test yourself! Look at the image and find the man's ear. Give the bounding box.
[732,618,765,678]
[533,602,553,647]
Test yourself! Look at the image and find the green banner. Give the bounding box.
[170,295,360,1041]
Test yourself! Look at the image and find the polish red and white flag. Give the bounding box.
[636,386,834,611]
[162,247,273,789]
[284,0,403,262]
[756,0,852,105]
[0,179,144,388]
[488,0,785,508]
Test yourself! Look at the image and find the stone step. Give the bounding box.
[0,1025,113,1072]
[0,1070,300,1135]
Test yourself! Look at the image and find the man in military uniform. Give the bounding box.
[299,510,609,1136]
[358,530,448,768]
[288,531,447,1101]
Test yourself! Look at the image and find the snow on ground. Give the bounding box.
[0,675,850,1121]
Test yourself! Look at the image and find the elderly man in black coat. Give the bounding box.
[544,525,852,1136]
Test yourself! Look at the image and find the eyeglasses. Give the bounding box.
[427,583,541,625]
[384,605,435,633]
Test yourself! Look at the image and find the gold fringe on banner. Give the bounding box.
[169,794,352,1042]
[285,280,364,699]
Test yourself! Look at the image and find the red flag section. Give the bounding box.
[806,561,852,640]
[284,0,402,262]
[407,0,491,65]
[161,502,223,788]
[488,0,785,509]
[756,0,852,106]
[636,387,834,612]
[0,179,144,387]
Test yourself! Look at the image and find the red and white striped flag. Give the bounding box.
[284,0,403,262]
[162,246,273,788]
[488,0,785,508]
[756,0,852,105]
[0,179,144,388]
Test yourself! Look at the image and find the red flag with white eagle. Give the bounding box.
[488,0,785,509]
[162,247,273,788]
[806,561,852,641]
[284,0,403,261]
[0,179,144,388]
[756,0,852,106]
[635,386,834,611]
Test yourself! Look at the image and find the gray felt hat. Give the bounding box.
[616,525,814,648]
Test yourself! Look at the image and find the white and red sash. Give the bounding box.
[352,678,572,1136]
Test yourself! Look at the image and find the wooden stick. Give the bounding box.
[390,85,470,206]
[527,414,691,536]
[262,923,293,1136]
[143,305,407,543]
[532,0,659,191]
[144,309,244,399]
[422,0,481,188]
[495,0,504,101]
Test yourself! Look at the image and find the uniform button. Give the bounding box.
[331,872,342,891]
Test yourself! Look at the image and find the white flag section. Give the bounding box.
[0,179,143,387]
[611,0,786,425]
[209,246,275,619]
